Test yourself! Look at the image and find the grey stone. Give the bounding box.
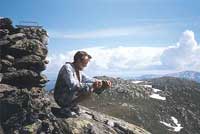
[8,33,26,40]
[10,39,47,58]
[1,69,40,88]
[5,55,15,62]
[14,55,46,72]
[0,40,10,46]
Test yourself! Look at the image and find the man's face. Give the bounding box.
[77,56,90,71]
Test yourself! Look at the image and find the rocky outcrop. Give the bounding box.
[53,106,151,134]
[0,17,51,134]
[0,18,151,134]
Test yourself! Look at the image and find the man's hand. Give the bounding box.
[92,80,112,94]
[92,80,103,90]
[102,80,112,89]
[92,80,112,91]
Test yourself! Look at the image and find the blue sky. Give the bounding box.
[1,0,200,78]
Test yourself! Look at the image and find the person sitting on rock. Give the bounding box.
[54,51,112,117]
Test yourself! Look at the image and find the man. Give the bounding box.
[54,51,112,116]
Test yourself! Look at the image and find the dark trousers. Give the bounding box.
[55,90,92,108]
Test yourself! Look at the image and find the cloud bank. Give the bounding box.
[160,30,200,71]
[45,30,200,78]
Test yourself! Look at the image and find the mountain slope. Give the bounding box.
[81,76,200,134]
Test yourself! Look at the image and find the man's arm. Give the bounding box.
[63,65,93,92]
[62,65,79,91]
[81,72,97,83]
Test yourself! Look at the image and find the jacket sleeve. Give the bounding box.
[81,72,97,92]
[81,72,97,83]
[63,65,93,92]
[62,65,80,91]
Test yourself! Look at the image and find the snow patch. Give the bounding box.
[121,103,128,107]
[160,116,183,132]
[140,83,165,100]
[143,85,152,88]
[152,88,161,93]
[171,117,183,132]
[150,93,166,100]
[107,120,115,127]
[131,80,143,84]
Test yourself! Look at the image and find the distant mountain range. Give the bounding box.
[134,71,200,83]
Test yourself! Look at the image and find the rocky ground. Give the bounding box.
[0,18,151,134]
[81,76,200,134]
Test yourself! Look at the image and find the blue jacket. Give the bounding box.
[54,62,96,101]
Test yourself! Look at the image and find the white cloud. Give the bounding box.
[44,30,200,78]
[48,25,162,40]
[160,30,200,70]
[44,46,165,78]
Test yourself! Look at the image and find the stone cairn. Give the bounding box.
[0,17,54,133]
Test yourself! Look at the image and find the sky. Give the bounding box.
[1,0,200,79]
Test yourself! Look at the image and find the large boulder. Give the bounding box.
[1,69,41,88]
[9,39,47,59]
[14,55,46,72]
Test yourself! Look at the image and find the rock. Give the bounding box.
[0,18,14,31]
[9,39,47,58]
[5,55,15,62]
[8,33,26,40]
[0,83,17,93]
[0,85,26,122]
[0,17,12,26]
[0,64,2,73]
[1,69,40,88]
[0,29,9,38]
[0,86,51,133]
[54,106,151,134]
[0,40,10,46]
[14,55,46,72]
[43,59,49,64]
[1,59,13,72]
[41,34,48,45]
[18,27,48,45]
[0,125,4,134]
[30,87,44,98]
[39,74,49,84]
[1,59,12,67]
[6,67,17,72]
[0,73,2,82]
